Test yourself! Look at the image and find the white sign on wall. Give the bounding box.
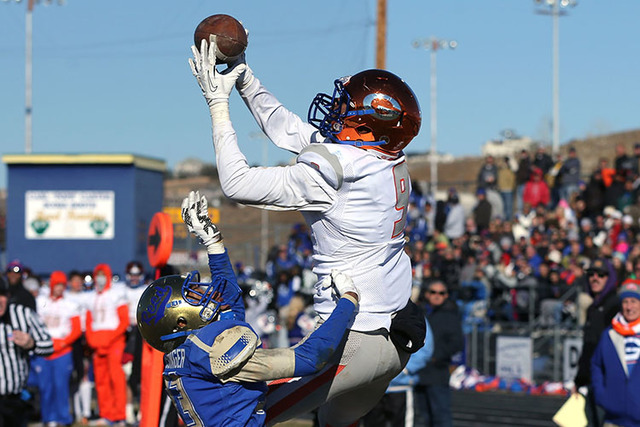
[25,190,115,239]
[496,336,533,381]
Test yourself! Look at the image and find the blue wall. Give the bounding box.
[6,162,163,278]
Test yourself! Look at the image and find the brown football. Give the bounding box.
[194,14,248,63]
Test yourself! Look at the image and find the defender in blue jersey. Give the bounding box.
[137,191,360,426]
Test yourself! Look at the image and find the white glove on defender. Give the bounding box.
[181,190,223,254]
[189,38,246,119]
[321,269,359,302]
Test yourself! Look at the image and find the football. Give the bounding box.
[194,14,248,63]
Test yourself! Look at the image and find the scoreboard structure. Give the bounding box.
[3,153,166,278]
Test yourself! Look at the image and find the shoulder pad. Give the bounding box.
[296,144,344,190]
[205,325,260,377]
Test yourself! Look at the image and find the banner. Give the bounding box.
[563,337,583,383]
[25,190,115,239]
[496,336,533,381]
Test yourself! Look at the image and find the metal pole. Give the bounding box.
[552,1,560,155]
[430,46,438,195]
[25,0,34,154]
[261,138,269,266]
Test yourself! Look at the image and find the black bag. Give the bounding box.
[389,299,426,354]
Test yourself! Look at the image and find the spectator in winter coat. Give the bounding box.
[477,155,498,190]
[473,188,492,233]
[415,281,464,427]
[497,156,517,220]
[522,167,550,209]
[591,280,640,427]
[574,258,620,427]
[444,189,465,240]
[515,150,532,214]
[558,146,581,203]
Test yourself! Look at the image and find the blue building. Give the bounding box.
[2,153,166,277]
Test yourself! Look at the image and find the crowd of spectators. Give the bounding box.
[237,142,640,355]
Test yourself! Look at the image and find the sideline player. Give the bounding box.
[189,37,426,425]
[136,191,360,426]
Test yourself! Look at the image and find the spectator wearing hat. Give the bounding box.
[0,276,53,426]
[34,271,82,426]
[591,279,640,427]
[574,258,620,426]
[4,260,36,311]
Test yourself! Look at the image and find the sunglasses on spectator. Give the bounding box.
[586,269,608,278]
[428,290,447,296]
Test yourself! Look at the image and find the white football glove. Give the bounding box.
[234,53,256,95]
[189,37,246,112]
[321,269,359,302]
[181,190,223,254]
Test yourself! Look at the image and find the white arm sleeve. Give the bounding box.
[239,77,323,154]
[213,122,334,212]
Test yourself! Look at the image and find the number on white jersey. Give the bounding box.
[392,162,410,238]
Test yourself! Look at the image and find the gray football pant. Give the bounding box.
[265,329,410,427]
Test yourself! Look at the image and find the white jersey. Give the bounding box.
[125,285,147,326]
[65,290,94,331]
[214,81,412,332]
[36,294,81,340]
[87,285,129,331]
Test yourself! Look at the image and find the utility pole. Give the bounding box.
[534,0,577,155]
[376,0,386,69]
[3,0,65,154]
[25,0,34,154]
[412,37,457,196]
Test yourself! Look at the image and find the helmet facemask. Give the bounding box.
[137,271,237,353]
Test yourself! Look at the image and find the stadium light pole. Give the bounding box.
[412,37,457,196]
[3,0,65,154]
[534,0,577,155]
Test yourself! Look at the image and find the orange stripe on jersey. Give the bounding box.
[265,364,345,424]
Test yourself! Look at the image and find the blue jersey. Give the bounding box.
[164,319,268,427]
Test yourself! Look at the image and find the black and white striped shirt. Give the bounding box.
[0,303,53,395]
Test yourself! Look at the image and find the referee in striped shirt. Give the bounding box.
[0,275,53,426]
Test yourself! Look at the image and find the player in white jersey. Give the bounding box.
[64,270,95,424]
[86,263,129,425]
[189,39,427,426]
[35,271,82,426]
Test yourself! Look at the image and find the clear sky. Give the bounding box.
[1,1,639,190]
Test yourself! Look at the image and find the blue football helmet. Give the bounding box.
[136,271,242,353]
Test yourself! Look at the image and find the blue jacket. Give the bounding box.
[591,326,640,427]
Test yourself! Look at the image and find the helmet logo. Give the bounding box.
[141,285,172,326]
[363,93,402,121]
